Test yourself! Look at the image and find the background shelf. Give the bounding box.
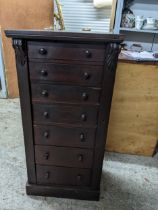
[120,27,158,34]
[114,0,158,51]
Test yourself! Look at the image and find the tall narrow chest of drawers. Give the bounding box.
[5,30,123,201]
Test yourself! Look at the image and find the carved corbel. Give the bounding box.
[105,43,121,72]
[12,39,27,65]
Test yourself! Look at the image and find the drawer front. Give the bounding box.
[29,62,103,87]
[34,125,96,148]
[28,42,105,62]
[31,84,101,104]
[36,165,91,186]
[35,145,93,168]
[33,104,98,126]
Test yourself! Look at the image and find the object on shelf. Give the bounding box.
[142,17,158,30]
[93,0,112,8]
[121,8,135,28]
[135,16,144,30]
[153,53,158,58]
[146,17,157,25]
[120,43,128,50]
[130,43,143,52]
[119,50,158,61]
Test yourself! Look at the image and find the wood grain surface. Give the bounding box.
[106,61,158,156]
[5,30,122,199]
[0,0,53,97]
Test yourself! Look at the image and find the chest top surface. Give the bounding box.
[5,29,124,43]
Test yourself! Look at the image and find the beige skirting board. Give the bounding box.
[106,61,158,156]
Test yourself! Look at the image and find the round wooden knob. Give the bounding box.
[83,72,90,80]
[41,69,48,76]
[82,92,88,100]
[78,154,83,162]
[44,131,49,138]
[39,48,47,55]
[45,172,50,179]
[85,50,92,58]
[80,133,85,142]
[43,152,49,160]
[77,174,82,181]
[43,111,49,118]
[41,90,48,97]
[81,113,87,121]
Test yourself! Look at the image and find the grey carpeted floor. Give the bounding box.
[0,99,158,210]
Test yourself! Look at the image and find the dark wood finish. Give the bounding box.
[33,104,98,126]
[12,39,36,184]
[31,83,101,104]
[26,182,100,201]
[34,125,96,148]
[92,43,121,189]
[28,41,105,62]
[35,145,93,168]
[5,30,123,201]
[29,62,103,87]
[5,30,124,43]
[36,165,91,186]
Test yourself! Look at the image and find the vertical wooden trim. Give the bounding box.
[110,0,117,32]
[91,43,121,189]
[13,39,36,184]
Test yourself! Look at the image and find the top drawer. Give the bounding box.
[28,41,105,62]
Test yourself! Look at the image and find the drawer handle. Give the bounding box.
[45,172,50,179]
[82,92,88,101]
[41,90,48,97]
[39,48,47,55]
[78,154,83,162]
[81,113,87,122]
[85,50,92,58]
[41,69,48,76]
[83,72,90,80]
[44,131,49,138]
[77,174,82,181]
[43,111,49,118]
[43,152,49,160]
[80,133,85,142]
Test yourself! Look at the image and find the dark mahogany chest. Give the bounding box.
[5,30,123,201]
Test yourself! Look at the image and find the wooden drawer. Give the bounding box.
[34,125,96,148]
[35,145,93,168]
[33,104,98,126]
[29,62,103,87]
[36,165,91,186]
[31,84,101,105]
[28,42,105,62]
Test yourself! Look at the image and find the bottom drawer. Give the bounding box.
[36,165,91,186]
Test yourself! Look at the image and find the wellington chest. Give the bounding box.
[5,30,123,201]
